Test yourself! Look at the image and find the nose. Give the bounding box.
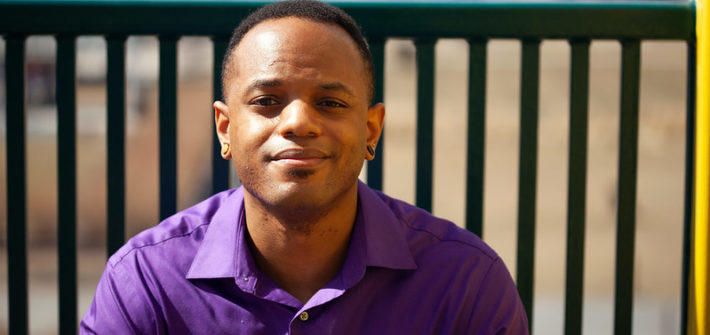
[277,100,322,138]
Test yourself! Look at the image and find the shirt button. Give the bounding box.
[298,311,309,321]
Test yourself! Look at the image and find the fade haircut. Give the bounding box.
[221,0,375,105]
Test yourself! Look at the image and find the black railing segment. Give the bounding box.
[516,38,541,332]
[56,34,78,335]
[158,36,178,220]
[681,41,697,335]
[211,36,230,194]
[415,38,436,212]
[106,34,128,257]
[6,33,29,335]
[613,39,642,335]
[366,38,386,191]
[564,39,591,335]
[465,39,487,238]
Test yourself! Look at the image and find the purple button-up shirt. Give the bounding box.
[81,181,528,334]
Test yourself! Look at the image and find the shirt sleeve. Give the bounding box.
[467,257,530,335]
[80,259,164,335]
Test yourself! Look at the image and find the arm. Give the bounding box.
[468,258,529,335]
[80,261,164,335]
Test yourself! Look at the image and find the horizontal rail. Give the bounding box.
[0,1,694,39]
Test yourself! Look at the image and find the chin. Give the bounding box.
[239,165,360,216]
[252,185,334,225]
[243,178,319,205]
[273,181,328,206]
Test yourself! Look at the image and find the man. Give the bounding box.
[81,1,528,333]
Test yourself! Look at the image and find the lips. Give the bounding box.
[270,147,330,168]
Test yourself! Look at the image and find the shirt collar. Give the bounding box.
[185,182,417,285]
[303,181,417,309]
[186,188,247,281]
[353,180,417,271]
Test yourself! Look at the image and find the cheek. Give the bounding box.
[230,113,273,153]
[354,117,370,147]
[334,122,368,159]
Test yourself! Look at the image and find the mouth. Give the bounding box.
[270,147,330,169]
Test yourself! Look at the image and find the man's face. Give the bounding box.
[215,17,384,214]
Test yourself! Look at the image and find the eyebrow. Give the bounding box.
[318,82,355,97]
[244,79,355,97]
[245,79,282,93]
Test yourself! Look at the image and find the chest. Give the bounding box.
[155,272,473,335]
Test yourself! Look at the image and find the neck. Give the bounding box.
[243,183,358,304]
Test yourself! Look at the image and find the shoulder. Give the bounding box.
[366,188,510,292]
[108,189,238,269]
[81,189,243,334]
[365,189,528,333]
[372,189,498,263]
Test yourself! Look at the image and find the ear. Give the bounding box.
[365,103,385,161]
[214,100,232,160]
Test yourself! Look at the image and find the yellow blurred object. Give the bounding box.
[694,0,710,334]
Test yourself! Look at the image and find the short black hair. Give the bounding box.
[221,0,374,104]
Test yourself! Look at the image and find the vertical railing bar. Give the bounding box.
[414,38,435,212]
[211,35,230,193]
[465,38,487,237]
[106,34,127,257]
[159,35,178,220]
[613,39,641,335]
[56,34,77,335]
[680,40,696,335]
[564,38,591,335]
[6,33,29,335]
[367,37,385,191]
[516,38,540,333]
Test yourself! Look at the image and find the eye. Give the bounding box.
[250,96,279,106]
[318,99,347,108]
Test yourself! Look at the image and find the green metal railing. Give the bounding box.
[0,1,696,334]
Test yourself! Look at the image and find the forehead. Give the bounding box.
[227,17,367,95]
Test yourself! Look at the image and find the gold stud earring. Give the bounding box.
[221,143,230,156]
[367,144,376,157]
